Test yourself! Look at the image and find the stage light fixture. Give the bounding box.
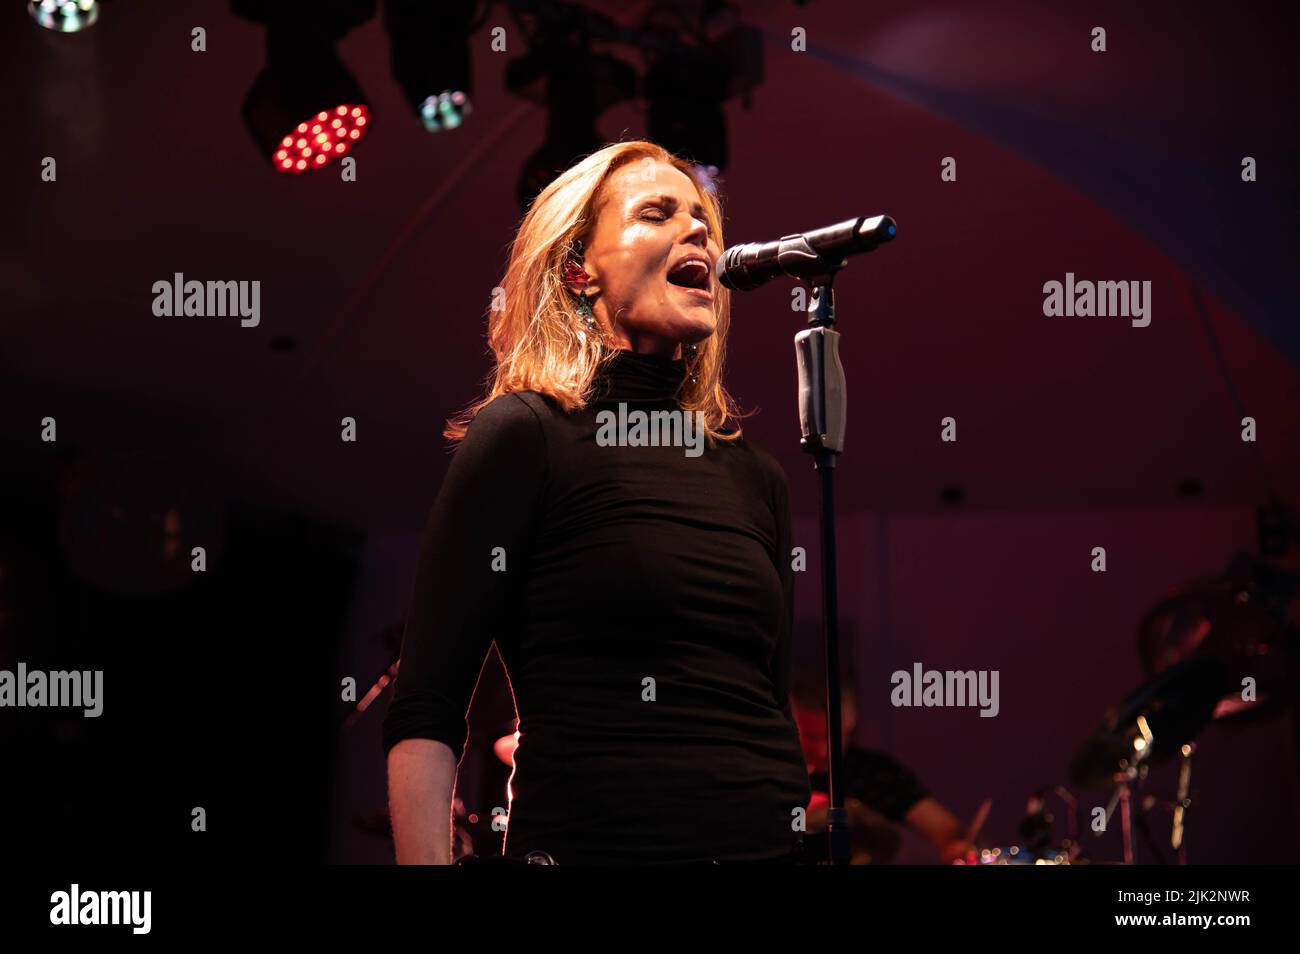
[645,49,730,173]
[28,0,99,32]
[383,0,477,133]
[232,0,376,175]
[508,32,636,208]
[642,14,763,176]
[419,91,471,133]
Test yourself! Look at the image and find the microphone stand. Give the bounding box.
[725,213,894,864]
[795,267,850,864]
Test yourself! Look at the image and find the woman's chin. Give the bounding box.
[671,311,717,343]
[618,311,715,350]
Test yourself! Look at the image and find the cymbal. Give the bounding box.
[1137,575,1295,723]
[1070,654,1226,789]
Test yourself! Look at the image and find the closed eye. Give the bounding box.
[639,201,712,236]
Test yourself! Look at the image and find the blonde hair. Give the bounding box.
[444,140,743,444]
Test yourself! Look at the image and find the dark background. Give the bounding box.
[3,0,1297,865]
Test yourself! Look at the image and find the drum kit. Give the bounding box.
[957,564,1297,866]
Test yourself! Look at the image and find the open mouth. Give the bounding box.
[666,257,713,299]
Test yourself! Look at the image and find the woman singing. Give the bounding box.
[383,140,811,864]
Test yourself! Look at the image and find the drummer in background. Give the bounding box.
[789,674,977,863]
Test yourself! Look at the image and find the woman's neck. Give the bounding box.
[594,347,687,402]
[605,328,682,360]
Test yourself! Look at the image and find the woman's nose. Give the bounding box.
[682,216,709,247]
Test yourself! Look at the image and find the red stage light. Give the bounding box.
[271,103,370,174]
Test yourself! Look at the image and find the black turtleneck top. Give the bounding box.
[382,348,811,864]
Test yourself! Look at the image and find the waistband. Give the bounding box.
[474,838,807,866]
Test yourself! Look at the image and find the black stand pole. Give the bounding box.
[797,274,851,864]
[752,212,895,864]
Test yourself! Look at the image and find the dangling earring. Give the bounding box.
[562,239,598,332]
[685,342,699,383]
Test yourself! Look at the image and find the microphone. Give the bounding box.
[715,215,897,291]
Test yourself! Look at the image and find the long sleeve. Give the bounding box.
[381,393,548,761]
[767,454,798,723]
